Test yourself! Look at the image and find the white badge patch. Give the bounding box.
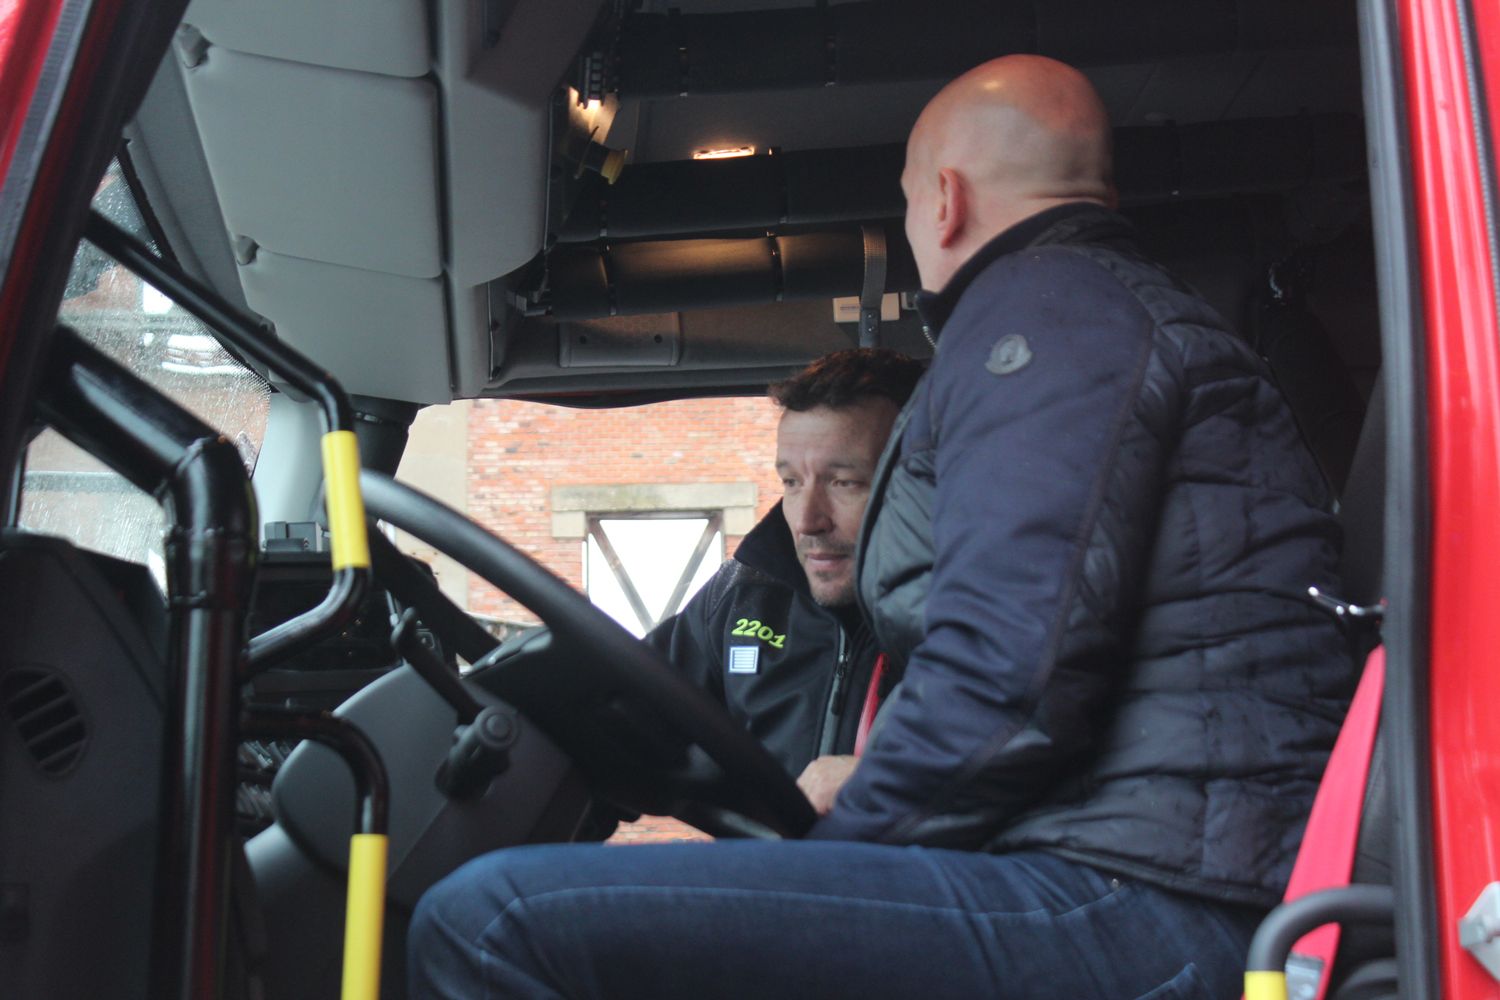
[728,645,761,675]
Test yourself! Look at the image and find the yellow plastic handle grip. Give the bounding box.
[1243,970,1288,1000]
[341,833,388,1000]
[322,431,371,571]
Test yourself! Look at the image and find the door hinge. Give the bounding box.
[1459,882,1500,983]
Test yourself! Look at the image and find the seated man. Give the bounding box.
[644,348,922,785]
[410,55,1354,1000]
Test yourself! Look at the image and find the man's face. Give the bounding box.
[775,398,900,607]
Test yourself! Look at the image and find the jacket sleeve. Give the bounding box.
[810,249,1173,845]
[643,566,728,705]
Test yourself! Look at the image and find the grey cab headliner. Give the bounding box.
[122,0,1369,407]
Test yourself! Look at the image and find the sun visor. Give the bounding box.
[239,249,452,404]
[180,44,443,279]
[182,0,431,78]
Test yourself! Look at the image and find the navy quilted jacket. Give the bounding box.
[809,204,1355,906]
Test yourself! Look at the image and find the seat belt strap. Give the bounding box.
[853,653,889,756]
[1281,645,1386,1000]
[859,226,887,348]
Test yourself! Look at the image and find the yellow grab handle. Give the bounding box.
[322,431,371,571]
[341,833,389,1000]
[1243,970,1288,1000]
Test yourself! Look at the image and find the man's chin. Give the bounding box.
[800,556,855,607]
[809,581,856,608]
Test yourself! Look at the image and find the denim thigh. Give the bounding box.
[409,842,1261,1000]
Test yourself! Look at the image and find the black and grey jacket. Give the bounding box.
[809,203,1356,908]
[646,502,879,777]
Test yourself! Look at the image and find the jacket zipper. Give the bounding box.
[818,627,852,756]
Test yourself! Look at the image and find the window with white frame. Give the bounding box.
[584,513,724,636]
[551,483,757,637]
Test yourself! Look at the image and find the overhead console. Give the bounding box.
[128,0,1371,403]
[154,0,606,403]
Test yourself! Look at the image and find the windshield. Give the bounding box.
[14,160,270,578]
[399,394,780,640]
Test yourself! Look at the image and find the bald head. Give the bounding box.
[902,56,1115,291]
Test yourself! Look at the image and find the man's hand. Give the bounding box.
[796,754,860,815]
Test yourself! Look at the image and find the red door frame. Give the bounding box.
[1403,0,1500,996]
[0,0,136,498]
[0,0,66,189]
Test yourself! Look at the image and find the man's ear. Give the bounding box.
[936,167,965,249]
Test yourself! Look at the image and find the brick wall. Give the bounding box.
[466,395,786,624]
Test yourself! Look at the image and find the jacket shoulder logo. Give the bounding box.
[986,334,1033,375]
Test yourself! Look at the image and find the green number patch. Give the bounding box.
[731,618,786,648]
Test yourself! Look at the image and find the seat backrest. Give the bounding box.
[1255,293,1369,497]
[1333,431,1396,985]
[1337,379,1386,609]
[1278,371,1395,996]
[1334,374,1392,896]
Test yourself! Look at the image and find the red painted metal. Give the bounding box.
[0,0,65,188]
[1474,0,1500,157]
[0,0,122,382]
[1403,0,1500,996]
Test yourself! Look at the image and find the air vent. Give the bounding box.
[1,667,87,777]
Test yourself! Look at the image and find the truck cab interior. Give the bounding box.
[2,0,1489,998]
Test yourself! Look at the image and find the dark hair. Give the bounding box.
[769,348,925,412]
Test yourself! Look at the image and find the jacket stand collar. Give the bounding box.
[914,202,1131,339]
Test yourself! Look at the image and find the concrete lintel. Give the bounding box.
[551,482,756,515]
[551,510,588,539]
[723,505,756,536]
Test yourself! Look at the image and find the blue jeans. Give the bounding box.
[408,843,1262,999]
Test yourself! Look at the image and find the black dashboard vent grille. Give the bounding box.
[1,666,87,777]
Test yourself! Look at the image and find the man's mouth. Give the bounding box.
[801,549,852,570]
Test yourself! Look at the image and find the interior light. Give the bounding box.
[692,145,756,160]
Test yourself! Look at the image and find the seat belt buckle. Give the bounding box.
[1306,586,1385,624]
[1307,586,1385,655]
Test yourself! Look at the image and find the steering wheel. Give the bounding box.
[359,470,817,840]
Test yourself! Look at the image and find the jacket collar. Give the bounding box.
[914,202,1130,338]
[734,501,807,591]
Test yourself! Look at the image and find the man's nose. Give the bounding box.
[793,488,833,535]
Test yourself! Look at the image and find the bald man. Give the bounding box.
[409,57,1354,1000]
